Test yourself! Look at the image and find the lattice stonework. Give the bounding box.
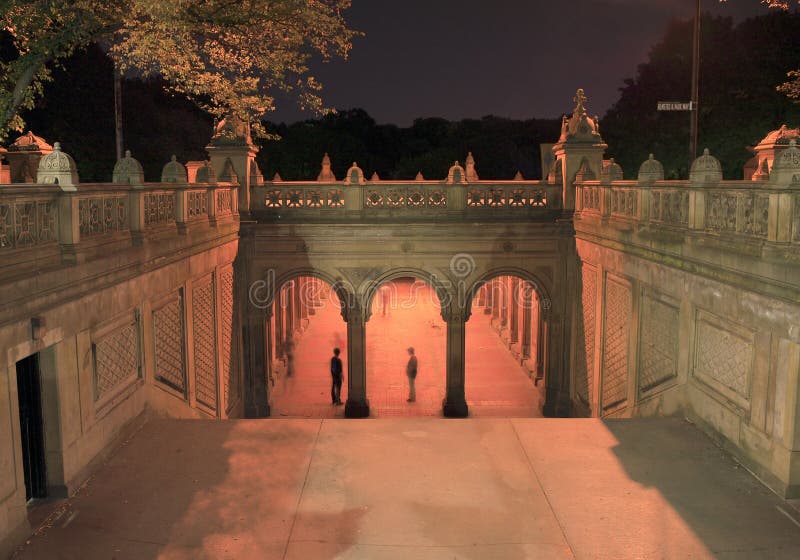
[574,265,597,405]
[695,317,753,401]
[638,295,678,392]
[601,277,631,410]
[193,280,217,410]
[220,269,240,409]
[153,297,186,393]
[94,323,139,400]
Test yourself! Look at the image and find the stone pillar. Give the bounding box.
[443,311,469,417]
[285,283,294,337]
[510,278,520,344]
[500,277,509,326]
[273,296,284,359]
[491,280,500,321]
[483,282,493,315]
[243,309,270,418]
[344,307,370,418]
[521,290,533,359]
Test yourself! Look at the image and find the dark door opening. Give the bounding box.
[16,353,47,501]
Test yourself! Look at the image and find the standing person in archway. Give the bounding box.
[406,347,418,403]
[331,348,343,405]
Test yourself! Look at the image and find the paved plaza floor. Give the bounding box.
[12,417,800,559]
[270,279,543,418]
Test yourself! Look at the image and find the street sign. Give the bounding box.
[657,101,694,111]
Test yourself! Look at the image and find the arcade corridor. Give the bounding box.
[268,279,543,418]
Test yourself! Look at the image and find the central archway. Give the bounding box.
[364,274,447,416]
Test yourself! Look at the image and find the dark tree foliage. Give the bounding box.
[603,11,800,179]
[257,111,561,181]
[20,44,212,182]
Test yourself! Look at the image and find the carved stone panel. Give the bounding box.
[94,321,139,401]
[220,267,239,410]
[574,264,596,405]
[153,295,186,393]
[693,311,753,409]
[601,275,631,411]
[638,292,679,393]
[193,278,217,410]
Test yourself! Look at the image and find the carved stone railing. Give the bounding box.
[0,182,239,267]
[575,179,800,246]
[251,180,561,220]
[0,186,59,250]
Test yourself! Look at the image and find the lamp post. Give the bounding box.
[690,0,701,171]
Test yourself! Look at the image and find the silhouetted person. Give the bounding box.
[284,335,295,377]
[406,347,417,402]
[331,348,343,405]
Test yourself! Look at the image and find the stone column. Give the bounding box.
[483,282,493,315]
[443,310,469,418]
[510,278,520,344]
[521,289,533,359]
[243,309,270,418]
[492,280,500,321]
[285,283,295,337]
[344,307,370,418]
[273,296,283,359]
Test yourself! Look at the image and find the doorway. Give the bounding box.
[16,353,47,501]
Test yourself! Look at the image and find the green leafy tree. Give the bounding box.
[0,0,357,139]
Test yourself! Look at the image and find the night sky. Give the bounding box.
[270,0,777,125]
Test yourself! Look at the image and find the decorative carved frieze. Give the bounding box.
[0,198,58,249]
[153,295,186,393]
[144,192,176,226]
[601,276,631,411]
[638,293,679,393]
[574,264,596,405]
[79,196,128,236]
[187,191,208,218]
[219,268,239,410]
[94,321,139,401]
[193,278,217,410]
[693,311,753,407]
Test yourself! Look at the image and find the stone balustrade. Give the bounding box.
[575,179,800,246]
[251,179,561,220]
[0,181,239,267]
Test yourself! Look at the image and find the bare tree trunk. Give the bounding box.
[2,58,44,131]
[114,64,123,161]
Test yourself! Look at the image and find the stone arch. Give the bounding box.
[362,267,454,322]
[249,267,356,322]
[464,265,553,321]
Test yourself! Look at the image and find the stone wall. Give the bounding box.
[0,176,242,557]
[571,152,800,498]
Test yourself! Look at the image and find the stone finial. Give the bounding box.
[218,157,239,184]
[513,171,524,180]
[547,158,563,184]
[637,154,665,184]
[250,161,264,186]
[689,148,722,185]
[415,171,425,181]
[558,88,604,144]
[446,161,466,184]
[345,162,365,185]
[770,138,800,186]
[195,161,217,184]
[112,149,145,185]
[317,152,336,182]
[574,157,596,182]
[465,152,479,181]
[161,155,188,184]
[601,158,623,182]
[210,115,252,146]
[272,172,283,182]
[37,142,79,190]
[370,171,380,181]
